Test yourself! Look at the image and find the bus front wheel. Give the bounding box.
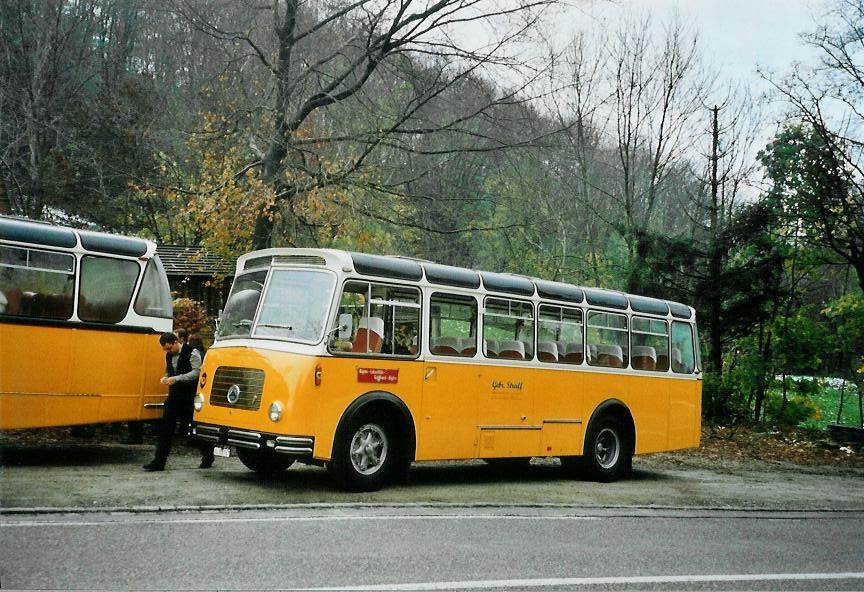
[583,416,632,482]
[328,413,396,492]
[235,447,296,474]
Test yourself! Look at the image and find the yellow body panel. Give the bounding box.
[418,362,480,460]
[0,323,166,429]
[195,346,702,462]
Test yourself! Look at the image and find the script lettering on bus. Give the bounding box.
[491,380,523,392]
[357,368,399,384]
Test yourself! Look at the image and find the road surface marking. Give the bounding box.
[1,514,599,527]
[309,572,864,590]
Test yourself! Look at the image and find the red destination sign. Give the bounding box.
[357,368,399,384]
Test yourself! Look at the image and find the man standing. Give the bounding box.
[143,332,215,471]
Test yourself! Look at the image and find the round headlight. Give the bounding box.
[268,401,283,422]
[194,393,204,412]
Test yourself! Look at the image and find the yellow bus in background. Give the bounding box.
[0,216,173,429]
[193,249,701,491]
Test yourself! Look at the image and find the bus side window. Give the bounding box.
[671,321,696,374]
[330,281,421,357]
[429,293,477,357]
[369,283,420,357]
[538,304,583,364]
[483,298,534,361]
[631,317,669,371]
[586,311,628,368]
[78,256,140,323]
[0,245,75,320]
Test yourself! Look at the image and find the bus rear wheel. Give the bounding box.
[328,413,396,492]
[583,416,632,482]
[235,447,296,474]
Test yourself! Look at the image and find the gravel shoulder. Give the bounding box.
[1,426,862,512]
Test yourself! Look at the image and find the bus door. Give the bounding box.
[476,297,538,458]
[419,293,480,460]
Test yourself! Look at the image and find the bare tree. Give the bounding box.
[0,1,103,218]
[167,0,558,250]
[604,16,708,292]
[542,15,709,292]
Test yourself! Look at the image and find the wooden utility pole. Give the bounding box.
[707,105,724,375]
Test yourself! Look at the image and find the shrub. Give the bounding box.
[764,393,819,427]
[702,372,750,423]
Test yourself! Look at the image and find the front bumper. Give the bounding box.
[193,423,314,457]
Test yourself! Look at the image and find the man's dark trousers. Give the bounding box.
[151,344,214,468]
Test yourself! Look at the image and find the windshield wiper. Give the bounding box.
[257,323,294,330]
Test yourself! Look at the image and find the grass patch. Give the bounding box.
[801,385,863,430]
[769,378,863,430]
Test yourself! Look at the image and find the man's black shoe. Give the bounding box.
[199,458,214,469]
[142,462,164,471]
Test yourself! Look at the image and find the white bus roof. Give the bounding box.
[0,216,158,259]
[233,248,695,320]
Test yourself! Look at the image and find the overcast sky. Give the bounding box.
[583,0,825,92]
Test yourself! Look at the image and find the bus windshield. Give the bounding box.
[216,270,267,339]
[216,269,336,343]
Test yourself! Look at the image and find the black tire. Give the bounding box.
[583,416,632,482]
[328,412,397,492]
[235,447,296,474]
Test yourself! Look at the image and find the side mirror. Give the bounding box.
[338,313,353,340]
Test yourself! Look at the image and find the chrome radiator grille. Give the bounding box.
[209,367,265,410]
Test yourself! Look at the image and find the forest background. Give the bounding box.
[2,0,863,429]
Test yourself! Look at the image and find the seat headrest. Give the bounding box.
[358,316,385,335]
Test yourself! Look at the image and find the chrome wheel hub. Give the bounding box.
[350,423,388,475]
[594,427,620,469]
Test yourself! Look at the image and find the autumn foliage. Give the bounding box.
[172,297,210,335]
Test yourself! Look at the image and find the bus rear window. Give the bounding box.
[671,321,696,374]
[134,256,173,319]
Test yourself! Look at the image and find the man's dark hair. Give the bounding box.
[159,332,178,346]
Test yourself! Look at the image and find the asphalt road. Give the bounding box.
[3,439,864,510]
[2,506,863,591]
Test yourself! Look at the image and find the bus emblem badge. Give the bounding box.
[226,384,241,404]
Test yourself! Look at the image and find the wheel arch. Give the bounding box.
[333,390,417,465]
[585,398,636,455]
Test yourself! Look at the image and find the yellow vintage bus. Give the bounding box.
[0,216,173,429]
[192,249,701,491]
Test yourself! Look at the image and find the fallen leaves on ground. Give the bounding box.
[650,423,864,474]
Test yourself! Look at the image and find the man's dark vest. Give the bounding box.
[166,343,196,397]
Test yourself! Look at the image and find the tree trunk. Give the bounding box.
[752,327,773,422]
